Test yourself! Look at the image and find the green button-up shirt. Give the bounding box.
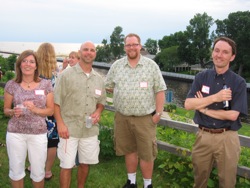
[54,63,106,138]
[105,55,167,116]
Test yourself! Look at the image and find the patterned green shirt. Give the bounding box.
[54,63,106,138]
[105,55,167,116]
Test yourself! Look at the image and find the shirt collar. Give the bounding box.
[213,69,232,83]
[213,68,231,80]
[124,55,144,68]
[75,63,97,77]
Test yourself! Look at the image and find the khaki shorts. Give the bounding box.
[114,112,158,161]
[57,135,100,168]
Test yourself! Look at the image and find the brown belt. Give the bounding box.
[198,125,230,134]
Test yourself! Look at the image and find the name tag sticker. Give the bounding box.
[95,89,102,96]
[35,90,45,95]
[140,82,148,88]
[201,85,210,94]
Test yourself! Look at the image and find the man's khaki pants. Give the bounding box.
[192,130,240,188]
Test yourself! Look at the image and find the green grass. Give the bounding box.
[1,107,250,187]
[239,122,250,136]
[0,115,167,188]
[0,149,166,188]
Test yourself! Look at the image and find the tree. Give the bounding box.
[179,12,214,67]
[6,54,16,71]
[215,11,250,77]
[0,54,16,74]
[155,46,181,71]
[144,38,158,55]
[157,31,189,69]
[176,31,197,66]
[96,39,112,62]
[158,31,185,51]
[95,26,125,63]
[110,26,125,60]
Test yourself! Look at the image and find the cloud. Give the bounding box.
[0,0,249,44]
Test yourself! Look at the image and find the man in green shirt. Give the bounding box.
[54,41,106,188]
[105,33,167,188]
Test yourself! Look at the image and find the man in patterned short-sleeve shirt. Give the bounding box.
[105,33,167,188]
[54,41,106,188]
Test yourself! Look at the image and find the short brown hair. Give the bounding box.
[124,33,141,44]
[213,37,236,55]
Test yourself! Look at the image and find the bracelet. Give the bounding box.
[203,108,208,115]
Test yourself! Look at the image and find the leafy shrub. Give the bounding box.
[156,151,194,187]
[237,177,250,187]
[2,71,15,82]
[0,100,4,117]
[0,100,9,120]
[0,87,4,95]
[164,104,177,112]
[99,110,116,159]
[99,125,115,159]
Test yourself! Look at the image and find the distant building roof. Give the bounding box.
[140,47,155,59]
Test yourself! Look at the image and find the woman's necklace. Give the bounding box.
[22,80,34,88]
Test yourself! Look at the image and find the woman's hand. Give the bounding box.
[23,101,37,114]
[14,105,25,117]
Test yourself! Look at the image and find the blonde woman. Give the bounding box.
[61,51,80,71]
[37,43,59,180]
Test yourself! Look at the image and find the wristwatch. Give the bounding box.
[156,112,162,116]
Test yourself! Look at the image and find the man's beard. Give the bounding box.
[127,51,139,59]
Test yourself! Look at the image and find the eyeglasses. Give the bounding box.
[22,59,36,64]
[125,44,140,48]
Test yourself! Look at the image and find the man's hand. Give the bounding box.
[91,111,101,124]
[195,91,203,98]
[58,123,69,139]
[152,114,161,124]
[214,88,232,102]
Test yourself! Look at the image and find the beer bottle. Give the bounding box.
[223,84,231,110]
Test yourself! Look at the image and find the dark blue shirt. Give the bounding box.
[186,69,248,131]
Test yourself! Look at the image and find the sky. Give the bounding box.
[0,0,250,44]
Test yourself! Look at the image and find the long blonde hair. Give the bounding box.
[37,43,57,79]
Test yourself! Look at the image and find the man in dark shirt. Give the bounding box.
[185,36,248,188]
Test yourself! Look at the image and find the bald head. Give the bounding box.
[80,41,96,51]
[79,41,96,64]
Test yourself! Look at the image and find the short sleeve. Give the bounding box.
[4,80,16,96]
[153,63,167,93]
[45,79,53,94]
